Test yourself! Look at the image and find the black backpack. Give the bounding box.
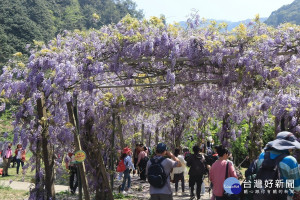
[206,146,213,156]
[139,156,149,168]
[251,151,288,200]
[147,157,167,188]
[205,154,218,166]
[187,154,207,176]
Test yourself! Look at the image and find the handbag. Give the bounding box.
[223,161,240,200]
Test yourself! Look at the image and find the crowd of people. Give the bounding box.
[115,131,300,200]
[0,143,26,177]
[1,131,300,200]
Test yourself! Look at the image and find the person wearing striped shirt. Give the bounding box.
[256,131,300,199]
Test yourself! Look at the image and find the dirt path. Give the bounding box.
[1,175,212,200]
[0,180,69,193]
[114,175,212,200]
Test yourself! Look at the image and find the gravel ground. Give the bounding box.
[114,175,212,200]
[0,174,212,200]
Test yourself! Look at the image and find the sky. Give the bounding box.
[134,0,294,23]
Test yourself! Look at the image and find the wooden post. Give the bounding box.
[141,124,145,144]
[133,125,138,145]
[37,92,55,200]
[110,110,116,190]
[66,96,90,200]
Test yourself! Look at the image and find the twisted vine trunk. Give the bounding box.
[83,115,114,200]
[248,118,262,162]
[117,115,125,149]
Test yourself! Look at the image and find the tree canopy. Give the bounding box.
[0,15,300,199]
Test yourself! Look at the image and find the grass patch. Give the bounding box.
[0,166,36,183]
[113,192,134,199]
[0,185,12,190]
[0,187,29,200]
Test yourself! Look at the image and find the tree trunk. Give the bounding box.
[117,116,125,149]
[35,138,42,199]
[83,115,114,200]
[37,93,55,200]
[248,118,262,162]
[148,130,151,147]
[141,124,145,144]
[66,100,90,200]
[155,127,159,146]
[97,146,114,200]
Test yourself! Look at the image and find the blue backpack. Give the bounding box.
[147,157,167,188]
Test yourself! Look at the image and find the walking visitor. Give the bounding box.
[120,147,135,195]
[146,143,182,200]
[253,131,300,200]
[65,151,78,194]
[2,143,12,177]
[186,145,209,200]
[133,143,140,176]
[209,145,238,200]
[136,145,149,181]
[171,147,186,196]
[15,144,26,175]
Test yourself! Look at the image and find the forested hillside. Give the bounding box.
[265,0,300,26]
[0,0,143,65]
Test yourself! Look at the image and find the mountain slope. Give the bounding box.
[0,0,143,65]
[265,0,300,26]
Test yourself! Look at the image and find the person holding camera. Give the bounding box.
[146,143,182,200]
[2,143,12,177]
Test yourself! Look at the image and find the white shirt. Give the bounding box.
[16,149,22,159]
[172,155,186,174]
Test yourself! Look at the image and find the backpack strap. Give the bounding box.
[274,153,288,164]
[263,151,288,177]
[225,161,229,179]
[150,156,166,164]
[264,151,288,165]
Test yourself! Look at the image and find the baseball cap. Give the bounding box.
[156,143,167,153]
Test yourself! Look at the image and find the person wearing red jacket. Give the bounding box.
[15,144,26,175]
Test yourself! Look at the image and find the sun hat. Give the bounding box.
[265,131,300,150]
[156,143,167,153]
[122,147,131,154]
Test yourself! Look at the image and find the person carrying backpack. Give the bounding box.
[186,145,209,200]
[250,131,300,200]
[146,143,182,200]
[136,146,149,181]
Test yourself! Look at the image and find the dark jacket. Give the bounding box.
[186,153,207,176]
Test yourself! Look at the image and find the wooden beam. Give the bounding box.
[94,79,222,89]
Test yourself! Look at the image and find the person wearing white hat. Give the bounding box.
[256,131,300,199]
